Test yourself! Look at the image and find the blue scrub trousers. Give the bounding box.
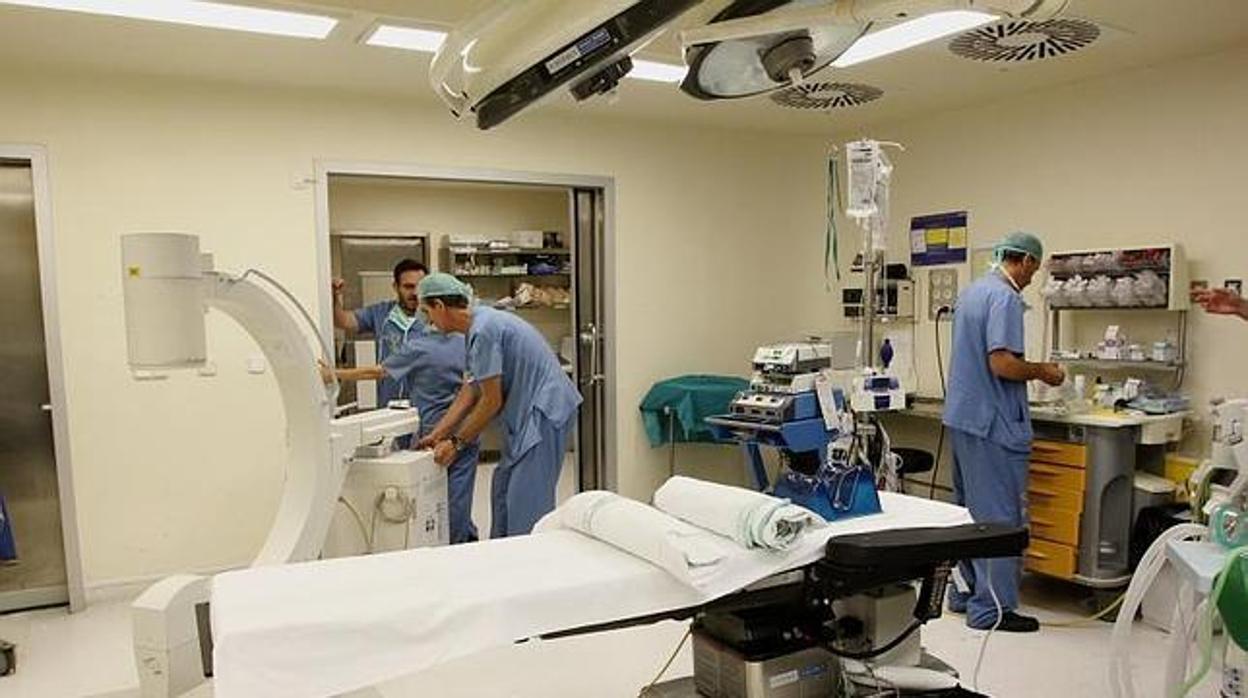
[491,412,573,538]
[446,442,480,544]
[947,428,1030,628]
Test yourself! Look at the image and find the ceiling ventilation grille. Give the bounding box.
[770,82,883,110]
[949,18,1101,62]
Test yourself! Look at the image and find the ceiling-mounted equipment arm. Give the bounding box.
[429,0,702,130]
[679,0,1068,47]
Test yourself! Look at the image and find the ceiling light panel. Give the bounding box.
[0,0,338,39]
[365,24,446,53]
[832,10,996,68]
[628,59,687,83]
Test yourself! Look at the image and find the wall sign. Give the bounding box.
[910,211,968,266]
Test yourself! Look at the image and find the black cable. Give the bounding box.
[935,306,950,397]
[930,426,946,500]
[821,620,924,661]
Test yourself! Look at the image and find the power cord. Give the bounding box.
[1039,593,1125,627]
[930,306,952,499]
[638,626,691,696]
[337,496,373,553]
[935,306,951,397]
[973,567,1003,691]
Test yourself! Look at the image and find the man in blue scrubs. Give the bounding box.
[333,259,430,413]
[332,259,480,543]
[943,231,1065,633]
[331,333,481,544]
[415,273,582,538]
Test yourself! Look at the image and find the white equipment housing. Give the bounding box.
[1191,398,1248,520]
[749,341,835,394]
[323,449,449,558]
[121,234,422,698]
[850,370,906,413]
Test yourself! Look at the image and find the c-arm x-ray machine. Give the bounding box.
[121,233,418,697]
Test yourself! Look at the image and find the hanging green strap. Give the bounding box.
[825,152,842,290]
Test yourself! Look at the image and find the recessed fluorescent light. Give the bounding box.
[832,10,996,68]
[628,59,687,83]
[365,25,447,53]
[0,0,338,39]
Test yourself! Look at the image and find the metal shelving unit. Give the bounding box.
[1046,244,1190,389]
[447,247,572,256]
[457,272,571,278]
[1058,359,1184,372]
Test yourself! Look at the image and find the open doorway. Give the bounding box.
[315,163,615,536]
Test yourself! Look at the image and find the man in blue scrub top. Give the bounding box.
[333,258,430,411]
[943,231,1065,633]
[415,273,582,538]
[333,260,482,543]
[330,333,481,544]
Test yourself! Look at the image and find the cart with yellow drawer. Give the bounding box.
[1024,410,1187,588]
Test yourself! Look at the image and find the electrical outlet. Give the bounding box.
[929,268,959,320]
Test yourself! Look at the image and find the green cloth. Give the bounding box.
[639,375,749,447]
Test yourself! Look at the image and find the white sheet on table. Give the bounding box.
[652,476,824,550]
[538,490,738,588]
[211,493,970,698]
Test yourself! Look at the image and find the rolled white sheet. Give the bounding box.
[542,490,737,589]
[653,476,825,551]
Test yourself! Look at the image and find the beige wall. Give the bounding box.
[831,45,1248,455]
[0,67,832,585]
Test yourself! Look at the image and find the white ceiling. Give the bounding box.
[0,0,1245,135]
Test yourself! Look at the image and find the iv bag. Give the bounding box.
[845,140,881,219]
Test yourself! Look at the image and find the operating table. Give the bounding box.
[203,493,1024,698]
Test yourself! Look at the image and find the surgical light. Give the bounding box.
[0,0,338,39]
[831,10,997,68]
[365,25,447,53]
[627,59,686,83]
[681,0,867,101]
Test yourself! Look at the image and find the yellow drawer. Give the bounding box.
[1027,482,1084,512]
[1029,461,1087,496]
[1029,502,1081,547]
[1031,439,1087,468]
[1025,538,1078,580]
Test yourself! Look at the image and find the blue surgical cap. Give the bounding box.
[993,231,1044,262]
[417,272,472,301]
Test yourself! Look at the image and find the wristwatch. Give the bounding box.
[448,434,464,452]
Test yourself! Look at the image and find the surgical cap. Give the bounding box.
[418,272,472,301]
[994,231,1044,261]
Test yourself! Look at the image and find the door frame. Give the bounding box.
[0,144,86,612]
[313,160,619,491]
